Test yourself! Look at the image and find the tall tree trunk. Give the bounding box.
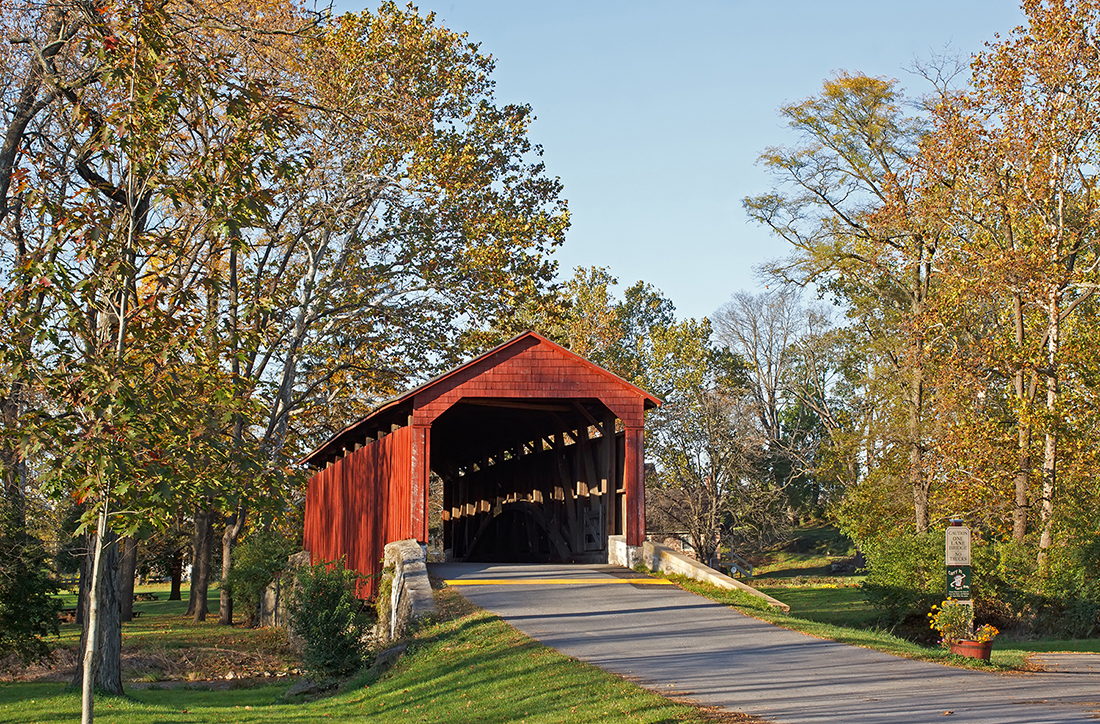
[168,547,183,601]
[909,243,931,533]
[118,537,137,623]
[1013,417,1032,541]
[75,525,124,707]
[218,241,246,627]
[908,362,928,532]
[1,384,28,531]
[97,531,123,694]
[1037,286,1060,569]
[0,449,25,531]
[218,508,245,625]
[188,503,216,622]
[1011,292,1035,542]
[75,533,89,626]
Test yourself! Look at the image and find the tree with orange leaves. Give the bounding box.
[925,0,1100,567]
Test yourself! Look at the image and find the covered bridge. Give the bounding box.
[300,331,660,597]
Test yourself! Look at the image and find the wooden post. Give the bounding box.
[603,412,617,538]
[624,425,645,546]
[442,465,454,555]
[410,424,430,543]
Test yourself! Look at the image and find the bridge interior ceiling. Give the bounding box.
[431,398,625,564]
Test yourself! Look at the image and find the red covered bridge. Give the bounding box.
[300,332,660,597]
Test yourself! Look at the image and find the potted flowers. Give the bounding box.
[928,599,998,660]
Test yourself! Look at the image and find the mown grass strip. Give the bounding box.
[1,587,747,724]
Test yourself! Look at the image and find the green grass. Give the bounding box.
[1,587,739,723]
[756,584,875,629]
[746,524,859,580]
[718,524,1098,670]
[752,553,837,578]
[997,638,1100,653]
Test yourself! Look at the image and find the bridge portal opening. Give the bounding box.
[430,399,626,564]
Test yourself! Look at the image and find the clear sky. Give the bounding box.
[331,1,1027,320]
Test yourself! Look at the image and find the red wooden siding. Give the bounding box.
[412,339,646,427]
[303,426,413,598]
[624,426,646,545]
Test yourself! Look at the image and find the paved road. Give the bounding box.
[431,562,1100,724]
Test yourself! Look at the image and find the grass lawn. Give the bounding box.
[1,587,745,723]
[666,574,1030,671]
[29,582,296,682]
[756,583,875,629]
[998,638,1100,653]
[749,524,856,579]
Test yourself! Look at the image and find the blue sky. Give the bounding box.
[332,1,1026,320]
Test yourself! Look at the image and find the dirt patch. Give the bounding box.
[1,646,295,684]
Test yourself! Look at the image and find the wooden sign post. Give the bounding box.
[945,521,971,600]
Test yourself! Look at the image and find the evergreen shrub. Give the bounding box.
[227,529,297,626]
[0,503,61,665]
[288,559,372,680]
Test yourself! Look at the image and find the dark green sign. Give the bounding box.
[946,566,971,599]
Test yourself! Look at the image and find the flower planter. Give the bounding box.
[948,639,993,660]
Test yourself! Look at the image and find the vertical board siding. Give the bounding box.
[303,425,414,599]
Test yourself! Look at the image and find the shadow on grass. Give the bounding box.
[3,584,751,723]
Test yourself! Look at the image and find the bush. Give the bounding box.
[0,503,61,666]
[862,529,1100,640]
[227,529,297,626]
[1038,537,1100,638]
[860,531,942,640]
[288,559,372,680]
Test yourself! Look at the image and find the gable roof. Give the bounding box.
[300,331,660,467]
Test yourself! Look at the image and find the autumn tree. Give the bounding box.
[749,2,1100,631]
[1,3,571,709]
[923,0,1100,566]
[0,0,317,713]
[745,72,943,533]
[645,318,785,561]
[191,4,571,616]
[556,266,674,385]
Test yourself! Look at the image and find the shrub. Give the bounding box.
[1038,537,1100,638]
[860,531,943,637]
[0,504,61,666]
[288,559,371,680]
[863,529,1100,640]
[227,529,297,626]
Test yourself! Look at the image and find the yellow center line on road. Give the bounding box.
[442,578,675,586]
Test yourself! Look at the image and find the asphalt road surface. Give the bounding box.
[430,562,1100,724]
